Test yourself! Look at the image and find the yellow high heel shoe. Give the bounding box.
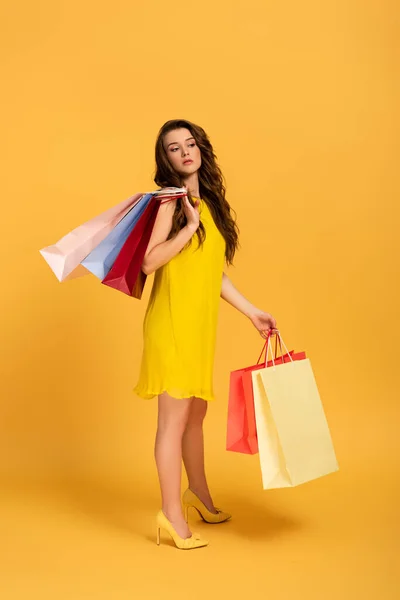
[182,488,232,524]
[156,510,209,549]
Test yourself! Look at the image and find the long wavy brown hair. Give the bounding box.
[154,119,240,265]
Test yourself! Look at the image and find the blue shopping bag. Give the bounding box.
[81,193,154,279]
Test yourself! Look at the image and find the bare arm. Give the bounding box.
[220,272,257,317]
[221,272,278,338]
[142,196,200,275]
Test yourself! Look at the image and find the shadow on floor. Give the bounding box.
[19,476,304,543]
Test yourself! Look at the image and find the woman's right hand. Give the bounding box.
[183,194,200,232]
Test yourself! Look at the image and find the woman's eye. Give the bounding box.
[170,143,195,152]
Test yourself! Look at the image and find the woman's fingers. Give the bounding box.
[183,197,200,229]
[184,197,200,219]
[185,196,199,211]
[260,328,279,338]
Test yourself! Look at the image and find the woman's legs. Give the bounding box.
[154,391,193,538]
[182,397,218,513]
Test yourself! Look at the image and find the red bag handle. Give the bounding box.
[256,330,283,367]
[159,192,187,204]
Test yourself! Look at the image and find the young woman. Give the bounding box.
[133,119,278,549]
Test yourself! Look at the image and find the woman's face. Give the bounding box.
[162,127,201,177]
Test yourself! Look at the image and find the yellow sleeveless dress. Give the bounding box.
[133,196,226,402]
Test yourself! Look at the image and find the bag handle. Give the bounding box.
[256,333,282,366]
[153,187,187,196]
[265,330,294,370]
[159,192,187,204]
[256,330,295,369]
[134,188,187,206]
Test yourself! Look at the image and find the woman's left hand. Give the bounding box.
[249,309,278,339]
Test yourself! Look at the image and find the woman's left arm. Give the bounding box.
[220,272,278,339]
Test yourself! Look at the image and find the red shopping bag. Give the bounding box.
[101,194,183,298]
[227,335,306,455]
[101,196,160,298]
[227,367,260,454]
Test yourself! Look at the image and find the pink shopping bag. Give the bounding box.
[39,193,144,281]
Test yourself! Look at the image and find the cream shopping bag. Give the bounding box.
[252,332,339,489]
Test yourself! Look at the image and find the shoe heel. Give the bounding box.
[184,505,189,523]
[156,509,208,549]
[182,488,232,524]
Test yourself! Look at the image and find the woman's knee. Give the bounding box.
[187,397,208,426]
[157,393,193,433]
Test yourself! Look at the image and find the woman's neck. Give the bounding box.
[183,172,200,198]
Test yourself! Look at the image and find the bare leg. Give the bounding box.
[154,391,193,538]
[182,397,218,513]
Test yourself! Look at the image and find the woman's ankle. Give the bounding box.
[162,505,185,523]
[188,483,209,496]
[188,486,217,512]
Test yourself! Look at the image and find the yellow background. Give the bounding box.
[1,1,398,598]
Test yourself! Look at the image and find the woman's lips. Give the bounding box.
[183,159,193,165]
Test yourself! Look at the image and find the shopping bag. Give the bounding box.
[252,331,339,489]
[227,367,259,454]
[39,193,144,281]
[101,195,162,298]
[227,337,306,455]
[81,193,153,279]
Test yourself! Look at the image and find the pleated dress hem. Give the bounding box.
[133,385,215,402]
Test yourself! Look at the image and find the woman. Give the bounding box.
[133,119,277,549]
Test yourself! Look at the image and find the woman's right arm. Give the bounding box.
[141,196,200,275]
